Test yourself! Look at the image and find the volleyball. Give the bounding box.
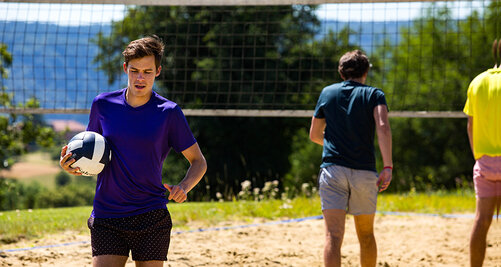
[66,131,112,176]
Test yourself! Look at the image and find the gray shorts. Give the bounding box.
[318,165,378,215]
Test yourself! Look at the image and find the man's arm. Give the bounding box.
[467,116,474,157]
[374,104,393,192]
[165,142,207,203]
[309,116,326,146]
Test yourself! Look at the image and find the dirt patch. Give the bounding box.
[0,162,61,179]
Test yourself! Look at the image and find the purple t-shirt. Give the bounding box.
[87,88,196,218]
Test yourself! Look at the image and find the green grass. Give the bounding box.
[0,206,92,244]
[378,190,476,214]
[169,197,322,229]
[0,191,476,245]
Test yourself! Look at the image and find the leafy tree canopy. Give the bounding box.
[0,44,56,171]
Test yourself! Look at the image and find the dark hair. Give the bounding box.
[123,35,164,70]
[338,50,370,79]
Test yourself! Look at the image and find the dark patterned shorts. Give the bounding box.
[87,208,172,261]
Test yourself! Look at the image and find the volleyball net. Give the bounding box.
[0,0,500,117]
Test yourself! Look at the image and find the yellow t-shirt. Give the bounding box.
[463,68,501,159]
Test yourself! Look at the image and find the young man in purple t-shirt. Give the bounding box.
[59,35,207,267]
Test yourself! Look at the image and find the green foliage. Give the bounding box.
[0,114,23,169]
[0,178,24,210]
[0,177,95,211]
[373,4,496,111]
[0,96,56,170]
[0,43,57,171]
[35,183,94,208]
[188,117,308,201]
[0,44,12,79]
[367,3,497,191]
[385,118,474,192]
[55,171,71,187]
[0,179,43,210]
[283,128,322,194]
[161,150,190,186]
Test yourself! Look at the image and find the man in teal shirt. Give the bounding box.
[310,50,393,267]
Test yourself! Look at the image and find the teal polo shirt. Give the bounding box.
[314,80,388,171]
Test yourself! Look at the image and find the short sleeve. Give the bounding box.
[463,84,473,116]
[87,97,103,134]
[371,88,388,111]
[168,106,197,153]
[314,91,326,118]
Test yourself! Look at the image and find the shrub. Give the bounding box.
[35,183,94,208]
[55,171,71,187]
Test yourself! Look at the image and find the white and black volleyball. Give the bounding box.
[66,131,112,176]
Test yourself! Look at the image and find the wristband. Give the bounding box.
[383,166,393,170]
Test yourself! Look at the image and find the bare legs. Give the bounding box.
[93,256,164,267]
[93,255,128,267]
[323,209,377,267]
[323,209,346,267]
[470,196,498,267]
[354,214,377,267]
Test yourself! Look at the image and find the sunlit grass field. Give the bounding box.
[0,190,476,245]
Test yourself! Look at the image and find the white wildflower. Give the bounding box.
[241,180,251,190]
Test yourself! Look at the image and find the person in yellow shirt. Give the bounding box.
[463,65,501,267]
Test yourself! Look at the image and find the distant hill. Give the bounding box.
[0,21,123,107]
[321,20,404,53]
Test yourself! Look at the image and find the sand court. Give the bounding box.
[1,214,500,267]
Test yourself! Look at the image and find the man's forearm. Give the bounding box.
[377,126,392,167]
[467,116,474,157]
[180,158,207,193]
[309,116,326,146]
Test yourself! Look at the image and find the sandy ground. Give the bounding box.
[0,215,500,267]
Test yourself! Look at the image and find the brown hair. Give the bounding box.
[122,35,164,70]
[338,50,370,80]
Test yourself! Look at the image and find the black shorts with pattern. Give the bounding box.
[87,208,172,261]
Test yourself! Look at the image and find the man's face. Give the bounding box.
[123,55,161,100]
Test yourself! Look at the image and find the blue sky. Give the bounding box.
[0,1,484,25]
[316,1,484,21]
[0,3,127,25]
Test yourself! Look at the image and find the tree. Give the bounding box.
[0,44,19,169]
[0,44,56,171]
[368,3,501,191]
[55,171,71,187]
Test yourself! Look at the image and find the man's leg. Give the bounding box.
[470,197,497,267]
[322,209,346,267]
[93,255,128,267]
[354,213,377,267]
[135,260,164,267]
